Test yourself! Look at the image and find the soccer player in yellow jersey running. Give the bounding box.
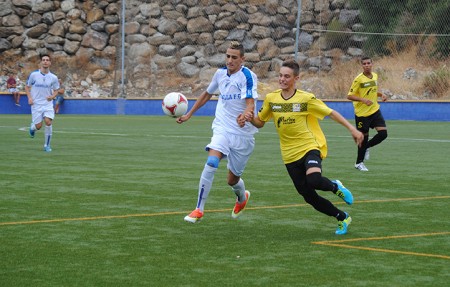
[347,56,388,171]
[238,60,364,235]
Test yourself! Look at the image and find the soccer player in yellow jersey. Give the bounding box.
[238,60,364,235]
[347,56,388,171]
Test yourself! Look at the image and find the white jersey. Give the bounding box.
[207,66,258,136]
[27,69,59,107]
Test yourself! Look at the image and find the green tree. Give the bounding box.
[351,0,449,58]
[351,0,406,55]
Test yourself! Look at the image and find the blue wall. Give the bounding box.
[1,95,449,121]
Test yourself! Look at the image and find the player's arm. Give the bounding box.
[347,94,372,106]
[243,97,255,118]
[47,89,59,101]
[249,114,265,128]
[176,90,212,124]
[237,113,265,129]
[25,84,33,105]
[329,110,364,147]
[377,92,387,102]
[47,80,60,101]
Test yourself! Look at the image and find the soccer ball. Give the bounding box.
[162,92,188,117]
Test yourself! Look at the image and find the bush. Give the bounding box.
[423,66,450,98]
[325,19,351,50]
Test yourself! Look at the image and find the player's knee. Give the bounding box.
[206,155,220,168]
[378,129,388,141]
[301,189,320,206]
[306,172,322,189]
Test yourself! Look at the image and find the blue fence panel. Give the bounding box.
[1,95,449,121]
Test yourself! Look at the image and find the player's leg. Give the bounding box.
[184,133,229,223]
[367,111,388,149]
[14,92,20,106]
[42,108,55,152]
[293,180,352,234]
[198,151,221,211]
[54,96,62,114]
[304,150,353,205]
[287,161,348,218]
[184,152,221,223]
[227,135,254,218]
[286,157,351,234]
[29,107,43,138]
[354,115,369,171]
[43,117,53,152]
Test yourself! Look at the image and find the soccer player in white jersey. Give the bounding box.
[177,41,258,223]
[26,54,60,152]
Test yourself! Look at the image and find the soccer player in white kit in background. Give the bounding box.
[26,54,60,152]
[177,41,258,223]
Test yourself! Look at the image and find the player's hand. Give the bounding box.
[176,114,190,124]
[353,130,364,147]
[243,110,254,122]
[46,96,53,102]
[381,94,388,102]
[28,98,33,105]
[365,99,373,106]
[237,113,246,128]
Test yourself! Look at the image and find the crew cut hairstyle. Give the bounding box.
[40,54,51,61]
[282,59,300,76]
[361,56,372,63]
[229,41,245,57]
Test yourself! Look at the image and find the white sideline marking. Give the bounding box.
[12,126,450,142]
[17,127,206,138]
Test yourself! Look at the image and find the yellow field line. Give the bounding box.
[1,195,449,226]
[313,232,450,260]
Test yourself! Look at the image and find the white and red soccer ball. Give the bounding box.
[162,92,188,117]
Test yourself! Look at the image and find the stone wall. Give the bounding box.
[0,0,362,98]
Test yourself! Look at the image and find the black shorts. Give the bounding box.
[285,150,322,178]
[285,150,323,194]
[355,110,386,133]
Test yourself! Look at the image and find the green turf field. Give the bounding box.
[1,114,449,286]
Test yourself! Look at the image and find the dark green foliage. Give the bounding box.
[325,19,351,49]
[351,0,449,58]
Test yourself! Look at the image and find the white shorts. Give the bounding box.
[206,130,255,177]
[31,104,55,125]
[9,88,18,93]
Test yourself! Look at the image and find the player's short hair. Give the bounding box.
[229,41,244,57]
[282,59,300,76]
[41,54,51,61]
[361,56,372,63]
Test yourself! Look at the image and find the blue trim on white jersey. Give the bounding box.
[241,67,254,99]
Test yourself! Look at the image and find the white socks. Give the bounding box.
[196,164,216,212]
[231,178,246,203]
[44,125,52,147]
[195,166,247,211]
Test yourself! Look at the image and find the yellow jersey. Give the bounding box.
[348,72,380,117]
[258,89,332,164]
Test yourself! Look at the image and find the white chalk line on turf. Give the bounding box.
[18,127,127,137]
[17,127,207,138]
[17,127,450,142]
[342,135,450,143]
